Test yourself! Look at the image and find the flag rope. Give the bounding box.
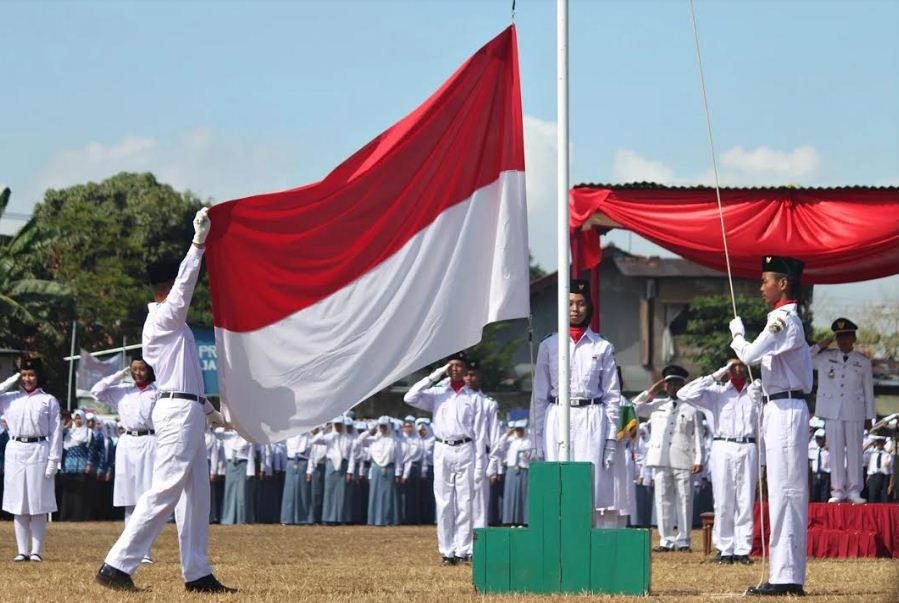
[688,0,768,586]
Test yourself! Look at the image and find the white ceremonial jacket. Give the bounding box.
[676,375,758,439]
[90,375,158,432]
[634,392,703,471]
[810,347,875,422]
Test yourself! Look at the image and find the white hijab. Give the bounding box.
[64,410,90,449]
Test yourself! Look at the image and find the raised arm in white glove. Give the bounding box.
[192,207,211,246]
[747,379,763,406]
[428,363,451,383]
[0,372,20,392]
[113,366,132,382]
[603,440,616,469]
[729,317,745,338]
[712,364,731,381]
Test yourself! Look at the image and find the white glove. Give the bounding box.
[428,363,450,382]
[748,379,763,405]
[114,367,132,381]
[0,372,20,392]
[729,317,745,338]
[206,409,226,427]
[44,460,58,479]
[474,471,483,486]
[192,207,211,246]
[712,364,730,381]
[603,440,616,469]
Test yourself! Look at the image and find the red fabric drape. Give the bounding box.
[752,503,899,558]
[569,187,899,284]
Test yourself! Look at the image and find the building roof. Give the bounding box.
[572,181,899,192]
[613,256,730,278]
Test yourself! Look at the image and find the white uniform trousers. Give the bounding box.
[763,398,809,585]
[471,468,489,529]
[432,440,474,558]
[709,440,757,556]
[652,467,693,548]
[824,419,864,500]
[105,398,212,581]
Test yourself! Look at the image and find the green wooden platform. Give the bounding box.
[472,461,651,595]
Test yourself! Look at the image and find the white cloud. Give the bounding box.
[34,128,296,204]
[612,149,676,184]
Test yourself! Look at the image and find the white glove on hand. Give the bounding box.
[192,207,211,246]
[44,460,57,479]
[206,409,226,427]
[474,471,483,486]
[712,364,730,381]
[115,367,132,381]
[428,363,451,383]
[603,441,616,469]
[748,379,763,405]
[729,317,745,338]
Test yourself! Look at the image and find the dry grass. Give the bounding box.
[0,523,896,602]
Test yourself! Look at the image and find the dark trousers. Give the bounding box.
[812,472,831,503]
[866,473,888,503]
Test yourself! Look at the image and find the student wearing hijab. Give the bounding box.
[493,419,531,526]
[309,417,354,525]
[60,408,102,520]
[354,416,405,526]
[0,358,63,561]
[280,431,313,525]
[219,428,256,524]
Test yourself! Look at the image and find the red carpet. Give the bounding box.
[752,503,899,558]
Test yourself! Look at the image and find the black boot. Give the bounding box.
[185,574,237,593]
[95,563,137,591]
[745,582,805,596]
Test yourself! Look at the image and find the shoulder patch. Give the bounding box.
[768,316,786,334]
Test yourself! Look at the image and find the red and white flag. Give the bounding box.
[205,26,529,442]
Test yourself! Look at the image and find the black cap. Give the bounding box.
[761,255,804,279]
[20,357,44,372]
[570,279,591,298]
[466,360,480,371]
[831,317,858,334]
[147,259,181,286]
[447,351,467,363]
[662,365,689,382]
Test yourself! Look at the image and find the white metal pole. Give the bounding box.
[556,0,571,462]
[66,320,77,411]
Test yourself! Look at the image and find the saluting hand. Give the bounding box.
[690,464,703,474]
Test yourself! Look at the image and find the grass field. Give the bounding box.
[0,523,896,602]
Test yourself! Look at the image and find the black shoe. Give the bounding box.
[745,582,805,596]
[442,556,457,566]
[185,574,237,593]
[714,552,734,564]
[677,546,691,552]
[734,554,754,565]
[653,545,674,553]
[455,554,472,564]
[95,563,137,591]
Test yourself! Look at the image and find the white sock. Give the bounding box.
[13,515,30,555]
[30,514,47,556]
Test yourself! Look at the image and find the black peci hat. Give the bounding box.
[662,365,689,382]
[570,279,591,298]
[761,255,804,279]
[146,259,181,286]
[447,351,468,363]
[466,360,480,371]
[831,317,858,334]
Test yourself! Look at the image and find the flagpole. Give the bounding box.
[556,0,571,461]
[66,320,77,412]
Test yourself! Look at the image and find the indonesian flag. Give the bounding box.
[205,26,529,443]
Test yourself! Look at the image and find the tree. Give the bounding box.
[681,294,814,374]
[529,251,546,281]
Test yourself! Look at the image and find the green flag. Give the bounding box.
[617,403,638,440]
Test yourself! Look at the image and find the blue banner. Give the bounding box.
[191,327,219,396]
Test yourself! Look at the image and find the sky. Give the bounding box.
[1,0,897,326]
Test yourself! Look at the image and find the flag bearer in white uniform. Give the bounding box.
[633,365,703,552]
[90,357,158,563]
[96,208,234,593]
[677,357,758,565]
[0,358,63,562]
[810,318,874,503]
[465,360,501,529]
[730,255,812,597]
[404,352,486,566]
[530,279,621,528]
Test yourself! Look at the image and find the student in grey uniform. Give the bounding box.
[220,429,255,524]
[494,419,531,526]
[206,426,225,523]
[348,421,369,524]
[310,417,354,525]
[355,416,405,526]
[416,418,436,524]
[400,415,423,524]
[281,431,312,524]
[1,359,63,562]
[305,428,327,524]
[730,255,812,597]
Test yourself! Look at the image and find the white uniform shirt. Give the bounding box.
[310,429,354,471]
[531,329,621,456]
[731,302,813,396]
[867,449,892,475]
[810,347,875,421]
[90,375,158,432]
[143,245,211,408]
[0,388,63,466]
[476,395,502,475]
[676,375,758,439]
[354,431,405,477]
[499,433,532,469]
[221,431,255,477]
[285,433,311,459]
[404,378,486,474]
[809,443,830,473]
[634,392,703,470]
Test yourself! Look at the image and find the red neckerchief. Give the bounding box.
[23,387,38,395]
[773,298,798,310]
[730,377,747,392]
[569,326,587,343]
[136,383,150,392]
[450,381,464,393]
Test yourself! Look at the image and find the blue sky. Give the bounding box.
[2,0,897,325]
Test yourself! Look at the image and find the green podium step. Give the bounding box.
[472,461,650,595]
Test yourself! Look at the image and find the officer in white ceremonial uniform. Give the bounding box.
[810,318,875,503]
[90,357,158,563]
[0,358,63,562]
[465,360,501,529]
[634,365,703,552]
[404,352,486,565]
[531,279,621,528]
[677,358,758,564]
[97,208,234,593]
[730,255,812,597]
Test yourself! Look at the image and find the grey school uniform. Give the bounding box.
[281,433,312,524]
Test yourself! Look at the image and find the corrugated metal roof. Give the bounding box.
[573,181,899,192]
[613,256,729,278]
